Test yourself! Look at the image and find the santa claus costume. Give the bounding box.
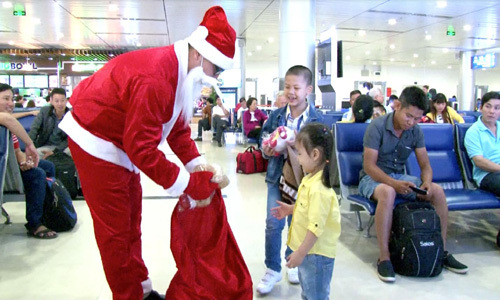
[60,6,245,300]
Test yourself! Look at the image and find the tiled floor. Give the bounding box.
[1,127,499,299]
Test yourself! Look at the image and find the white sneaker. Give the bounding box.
[256,268,282,294]
[287,267,300,284]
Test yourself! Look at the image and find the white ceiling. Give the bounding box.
[1,0,500,69]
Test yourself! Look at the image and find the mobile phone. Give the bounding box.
[410,186,428,195]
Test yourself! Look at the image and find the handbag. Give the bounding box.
[279,145,303,204]
[236,146,267,174]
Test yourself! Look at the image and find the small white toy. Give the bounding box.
[262,126,295,155]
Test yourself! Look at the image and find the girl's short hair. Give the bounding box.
[296,123,333,188]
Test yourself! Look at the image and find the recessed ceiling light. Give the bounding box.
[373,62,377,65]
[36,53,41,56]
[358,30,366,37]
[431,61,436,64]
[61,53,66,56]
[365,50,370,55]
[109,53,115,57]
[413,53,419,58]
[248,52,252,56]
[48,57,53,60]
[389,44,396,50]
[136,43,142,47]
[93,58,98,61]
[411,64,416,67]
[267,37,274,43]
[442,48,449,53]
[345,55,351,60]
[425,35,432,40]
[57,32,64,39]
[2,2,12,9]
[390,58,395,62]
[70,57,75,60]
[437,1,447,8]
[32,18,41,25]
[463,24,472,31]
[447,65,452,69]
[388,19,397,25]
[10,53,16,56]
[256,45,262,51]
[8,40,14,45]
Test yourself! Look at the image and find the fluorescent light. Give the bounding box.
[425,35,432,40]
[373,62,377,65]
[437,1,447,8]
[256,45,262,51]
[389,44,396,50]
[431,61,436,64]
[411,64,416,67]
[345,55,351,60]
[442,48,449,53]
[447,65,452,69]
[463,24,472,31]
[267,37,274,43]
[2,2,12,8]
[388,19,397,25]
[390,58,394,62]
[248,52,252,56]
[413,53,419,58]
[365,50,370,55]
[358,30,366,37]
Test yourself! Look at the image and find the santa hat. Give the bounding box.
[186,6,236,70]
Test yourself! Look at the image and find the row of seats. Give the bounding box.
[335,122,499,237]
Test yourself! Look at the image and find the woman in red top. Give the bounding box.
[243,97,268,139]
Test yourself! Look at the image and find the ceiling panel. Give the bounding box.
[0,0,500,69]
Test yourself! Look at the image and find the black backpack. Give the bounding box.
[43,177,77,232]
[389,201,444,277]
[46,152,78,199]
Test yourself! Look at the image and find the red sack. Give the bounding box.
[166,190,253,300]
[236,146,267,174]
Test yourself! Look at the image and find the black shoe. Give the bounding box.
[443,251,468,274]
[218,141,223,147]
[497,229,500,247]
[144,290,164,300]
[377,259,395,283]
[194,137,202,142]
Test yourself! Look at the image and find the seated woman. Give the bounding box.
[243,97,268,140]
[464,92,500,247]
[353,95,374,123]
[426,93,464,124]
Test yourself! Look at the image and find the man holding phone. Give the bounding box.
[358,86,468,283]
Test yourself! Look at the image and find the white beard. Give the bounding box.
[179,66,223,124]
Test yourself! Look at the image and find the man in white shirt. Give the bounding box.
[212,96,229,147]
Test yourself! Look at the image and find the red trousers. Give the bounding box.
[69,139,149,300]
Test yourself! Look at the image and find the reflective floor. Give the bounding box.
[0,127,499,299]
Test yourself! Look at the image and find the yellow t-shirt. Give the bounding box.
[287,170,341,258]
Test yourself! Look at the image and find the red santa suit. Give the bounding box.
[60,6,236,300]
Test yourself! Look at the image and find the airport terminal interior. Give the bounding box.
[1,0,500,299]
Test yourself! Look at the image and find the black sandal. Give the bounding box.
[28,228,58,239]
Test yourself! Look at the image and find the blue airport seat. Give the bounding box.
[335,123,406,237]
[0,126,12,224]
[405,124,500,211]
[322,114,343,131]
[16,114,36,151]
[462,115,476,123]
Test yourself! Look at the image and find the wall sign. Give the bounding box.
[0,62,38,71]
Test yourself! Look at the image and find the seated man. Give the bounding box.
[359,86,468,283]
[236,97,248,126]
[211,96,229,147]
[464,91,500,247]
[0,83,57,239]
[28,88,71,159]
[342,90,361,122]
[194,97,213,141]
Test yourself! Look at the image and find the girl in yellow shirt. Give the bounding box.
[272,123,341,300]
[426,93,464,124]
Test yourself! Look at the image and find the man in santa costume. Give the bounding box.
[59,6,236,300]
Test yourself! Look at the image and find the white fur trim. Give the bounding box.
[142,278,152,296]
[165,167,190,196]
[186,26,234,70]
[59,112,139,173]
[185,156,207,173]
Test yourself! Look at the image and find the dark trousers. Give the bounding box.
[212,115,229,143]
[22,159,55,231]
[479,172,500,197]
[197,118,210,137]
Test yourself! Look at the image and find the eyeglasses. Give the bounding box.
[214,65,224,75]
